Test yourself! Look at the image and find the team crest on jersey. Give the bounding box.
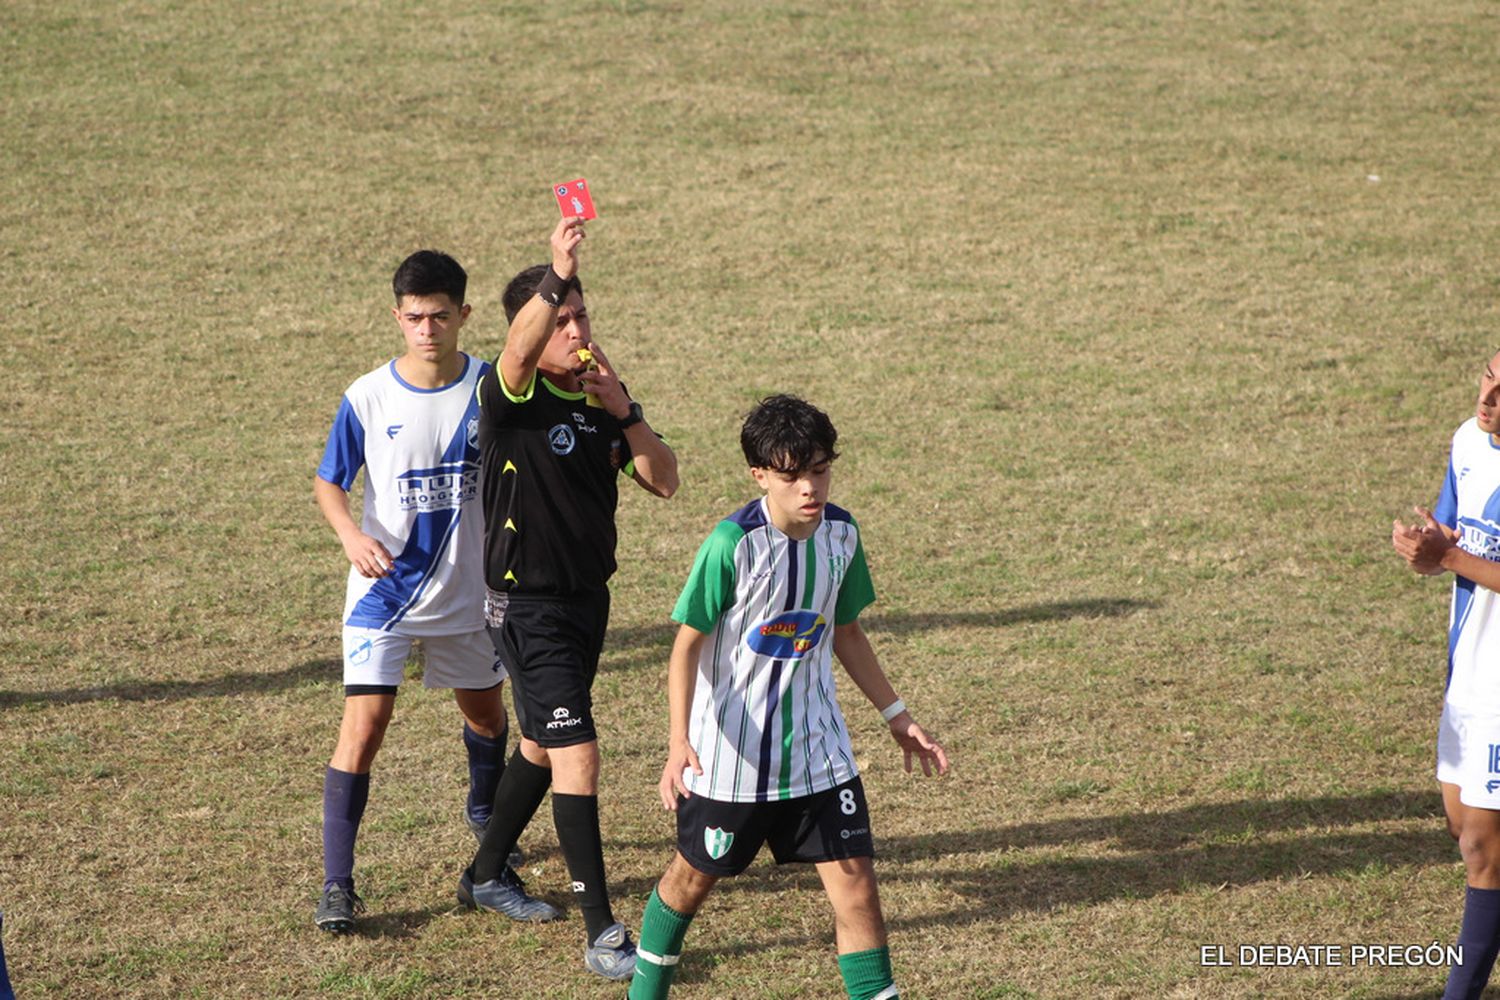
[703,826,734,860]
[466,416,479,450]
[747,610,828,659]
[548,423,577,455]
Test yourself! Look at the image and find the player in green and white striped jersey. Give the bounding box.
[627,395,950,1000]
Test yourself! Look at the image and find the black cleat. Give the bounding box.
[457,866,561,923]
[315,884,365,934]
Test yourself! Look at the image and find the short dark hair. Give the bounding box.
[502,264,585,323]
[393,250,467,305]
[740,395,839,473]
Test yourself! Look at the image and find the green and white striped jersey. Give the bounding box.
[671,497,876,803]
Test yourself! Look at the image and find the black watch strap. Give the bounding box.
[617,401,644,430]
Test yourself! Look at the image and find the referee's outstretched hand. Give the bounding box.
[889,714,950,778]
[550,216,586,280]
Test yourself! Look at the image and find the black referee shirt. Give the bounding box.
[477,366,633,597]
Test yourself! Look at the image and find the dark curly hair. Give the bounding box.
[740,394,839,473]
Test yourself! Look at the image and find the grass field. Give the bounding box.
[4,1,1500,997]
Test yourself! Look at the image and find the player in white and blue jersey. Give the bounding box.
[1394,347,1500,999]
[312,250,512,934]
[627,395,949,1000]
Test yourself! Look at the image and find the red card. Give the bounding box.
[552,178,597,220]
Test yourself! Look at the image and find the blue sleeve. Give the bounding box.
[1435,456,1458,529]
[316,396,365,490]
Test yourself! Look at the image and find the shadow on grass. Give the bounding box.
[600,596,1156,672]
[650,789,1452,980]
[348,903,459,941]
[0,598,1153,705]
[0,658,339,709]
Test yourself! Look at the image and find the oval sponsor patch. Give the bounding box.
[745,610,827,659]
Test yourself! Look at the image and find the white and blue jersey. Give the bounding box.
[1434,417,1500,712]
[317,354,489,636]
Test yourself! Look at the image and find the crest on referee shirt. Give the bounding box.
[703,826,734,860]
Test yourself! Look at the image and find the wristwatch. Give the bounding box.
[617,400,644,430]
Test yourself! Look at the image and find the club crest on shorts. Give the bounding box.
[703,826,734,860]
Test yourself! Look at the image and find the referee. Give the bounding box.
[460,216,678,982]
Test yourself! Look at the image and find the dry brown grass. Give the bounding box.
[4,0,1500,996]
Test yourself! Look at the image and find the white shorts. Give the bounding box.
[342,627,507,691]
[1436,702,1500,809]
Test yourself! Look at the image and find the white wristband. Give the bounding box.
[880,699,906,722]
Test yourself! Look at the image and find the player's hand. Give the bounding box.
[658,739,703,811]
[341,531,394,578]
[1392,505,1457,576]
[550,216,586,280]
[888,714,950,777]
[577,341,631,418]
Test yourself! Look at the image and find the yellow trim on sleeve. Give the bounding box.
[501,368,537,404]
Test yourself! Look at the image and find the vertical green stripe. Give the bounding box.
[801,535,818,608]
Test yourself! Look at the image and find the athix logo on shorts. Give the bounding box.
[396,461,479,512]
[548,423,577,455]
[746,611,828,659]
[546,706,584,731]
[703,826,734,860]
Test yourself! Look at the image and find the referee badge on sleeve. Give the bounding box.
[704,826,735,860]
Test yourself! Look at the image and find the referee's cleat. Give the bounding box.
[583,922,638,981]
[314,884,365,934]
[462,810,524,867]
[457,866,561,923]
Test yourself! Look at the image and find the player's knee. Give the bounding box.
[332,726,387,771]
[548,741,600,793]
[462,706,507,738]
[1457,827,1500,878]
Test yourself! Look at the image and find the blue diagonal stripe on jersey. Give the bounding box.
[1450,576,1477,694]
[348,394,481,630]
[756,534,800,800]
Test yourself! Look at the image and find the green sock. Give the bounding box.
[838,946,897,1000]
[627,887,695,999]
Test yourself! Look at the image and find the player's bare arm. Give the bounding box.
[577,340,679,498]
[314,475,392,578]
[499,216,586,396]
[832,620,950,777]
[658,624,708,811]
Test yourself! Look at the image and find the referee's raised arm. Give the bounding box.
[499,215,586,396]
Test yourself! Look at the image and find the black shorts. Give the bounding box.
[486,590,609,748]
[676,777,874,877]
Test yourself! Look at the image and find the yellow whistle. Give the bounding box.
[577,349,603,407]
